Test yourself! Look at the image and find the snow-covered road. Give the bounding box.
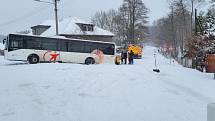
[0,46,215,121]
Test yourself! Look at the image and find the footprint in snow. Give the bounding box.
[18,83,34,88]
[0,112,15,117]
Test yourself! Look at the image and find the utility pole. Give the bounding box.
[195,8,198,35]
[34,0,60,36]
[191,0,194,35]
[54,0,59,35]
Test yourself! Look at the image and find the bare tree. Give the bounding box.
[168,0,193,56]
[91,0,149,44]
[120,0,148,43]
[91,11,108,29]
[191,0,205,33]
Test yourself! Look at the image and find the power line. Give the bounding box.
[0,5,51,28]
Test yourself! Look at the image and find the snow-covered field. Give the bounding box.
[0,46,215,121]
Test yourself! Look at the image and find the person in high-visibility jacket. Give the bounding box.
[115,55,121,65]
[128,50,134,64]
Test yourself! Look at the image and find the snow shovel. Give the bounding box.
[153,53,160,73]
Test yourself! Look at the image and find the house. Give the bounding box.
[30,17,115,42]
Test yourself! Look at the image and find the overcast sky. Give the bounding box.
[0,0,169,35]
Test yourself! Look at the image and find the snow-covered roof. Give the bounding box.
[35,17,114,37]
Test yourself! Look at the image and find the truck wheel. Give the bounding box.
[28,54,39,64]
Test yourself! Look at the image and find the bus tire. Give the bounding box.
[85,57,95,65]
[27,54,39,64]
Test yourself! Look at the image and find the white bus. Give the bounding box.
[4,34,116,64]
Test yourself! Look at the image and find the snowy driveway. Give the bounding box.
[0,46,215,121]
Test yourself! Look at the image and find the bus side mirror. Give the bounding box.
[3,38,6,44]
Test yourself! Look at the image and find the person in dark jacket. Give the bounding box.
[121,50,124,64]
[123,49,128,64]
[128,50,134,64]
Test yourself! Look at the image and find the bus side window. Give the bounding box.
[101,44,115,55]
[26,37,41,50]
[68,41,85,53]
[41,38,57,51]
[84,42,96,53]
[12,40,19,49]
[59,41,68,52]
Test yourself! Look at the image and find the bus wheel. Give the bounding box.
[85,57,95,65]
[28,54,39,64]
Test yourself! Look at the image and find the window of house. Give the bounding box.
[35,29,39,35]
[82,25,87,31]
[82,25,94,32]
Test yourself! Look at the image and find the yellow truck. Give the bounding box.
[127,44,143,59]
[115,44,143,65]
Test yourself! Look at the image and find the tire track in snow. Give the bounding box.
[142,48,213,103]
[159,77,213,103]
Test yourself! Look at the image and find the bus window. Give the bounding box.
[68,41,85,53]
[41,38,57,51]
[8,35,24,51]
[59,41,68,52]
[26,37,41,50]
[99,44,115,55]
[84,42,98,53]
